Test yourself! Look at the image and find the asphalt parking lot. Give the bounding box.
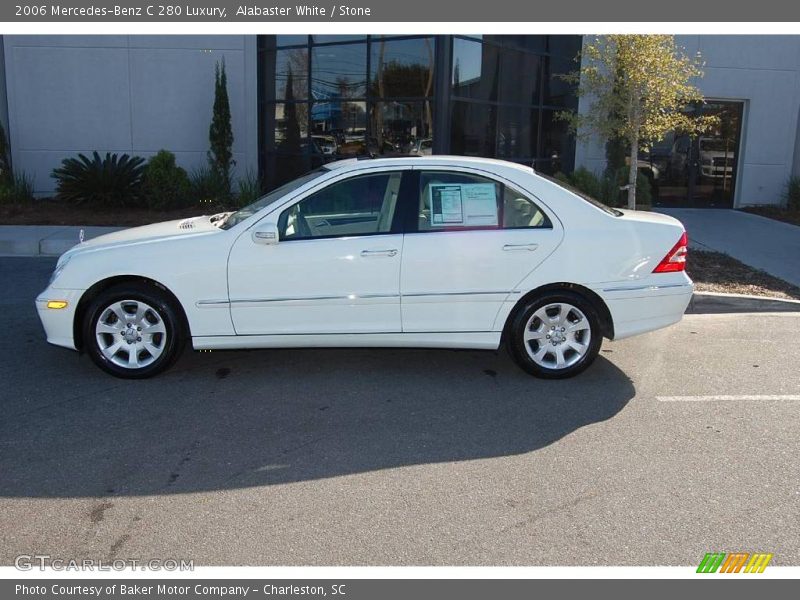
[1,257,799,566]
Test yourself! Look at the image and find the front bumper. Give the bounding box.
[35,288,85,350]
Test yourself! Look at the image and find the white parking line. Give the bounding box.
[657,395,800,402]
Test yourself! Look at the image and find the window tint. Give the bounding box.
[417,171,550,231]
[279,172,403,240]
[503,185,551,228]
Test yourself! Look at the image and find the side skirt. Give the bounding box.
[192,331,502,351]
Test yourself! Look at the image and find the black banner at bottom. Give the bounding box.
[3,579,794,600]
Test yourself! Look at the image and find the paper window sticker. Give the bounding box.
[461,183,499,226]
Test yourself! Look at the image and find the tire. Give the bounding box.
[83,282,185,379]
[507,290,603,379]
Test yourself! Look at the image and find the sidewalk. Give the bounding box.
[657,208,800,288]
[0,225,124,257]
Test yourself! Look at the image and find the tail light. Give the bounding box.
[652,231,688,273]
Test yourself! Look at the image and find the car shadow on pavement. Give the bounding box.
[2,341,634,498]
[1,257,635,499]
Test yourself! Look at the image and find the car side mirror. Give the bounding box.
[251,223,279,245]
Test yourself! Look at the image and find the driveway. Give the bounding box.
[1,257,799,566]
[657,208,800,287]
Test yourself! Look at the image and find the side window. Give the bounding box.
[417,171,551,232]
[503,185,552,229]
[279,172,403,240]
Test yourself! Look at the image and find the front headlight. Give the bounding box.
[48,257,70,287]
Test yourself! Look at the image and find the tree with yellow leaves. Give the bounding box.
[561,35,716,209]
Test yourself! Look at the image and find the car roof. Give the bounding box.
[324,155,536,175]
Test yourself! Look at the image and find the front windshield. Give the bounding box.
[220,168,329,230]
[700,138,731,152]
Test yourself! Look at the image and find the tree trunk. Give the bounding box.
[627,134,639,210]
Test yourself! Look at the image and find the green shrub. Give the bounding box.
[554,168,610,204]
[785,176,800,211]
[142,150,192,210]
[0,171,35,204]
[234,170,262,209]
[553,165,652,209]
[209,59,235,194]
[51,151,146,206]
[190,165,229,206]
[568,167,604,200]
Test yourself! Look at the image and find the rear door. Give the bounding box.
[400,168,562,332]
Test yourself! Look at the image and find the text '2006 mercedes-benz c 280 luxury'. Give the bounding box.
[36,156,692,379]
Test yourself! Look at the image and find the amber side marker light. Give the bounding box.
[46,301,68,309]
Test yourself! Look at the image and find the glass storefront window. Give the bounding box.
[276,35,309,48]
[543,56,578,109]
[312,44,367,99]
[450,100,497,157]
[538,109,573,174]
[546,36,582,59]
[496,106,537,160]
[497,49,541,106]
[268,48,309,101]
[370,37,435,99]
[452,38,499,102]
[312,35,367,44]
[271,103,310,154]
[370,101,433,155]
[311,100,368,157]
[259,35,581,192]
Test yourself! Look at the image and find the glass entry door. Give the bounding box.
[648,101,743,209]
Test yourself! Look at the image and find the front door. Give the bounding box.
[227,170,406,335]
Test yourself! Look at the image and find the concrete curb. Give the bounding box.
[0,225,124,257]
[689,291,800,314]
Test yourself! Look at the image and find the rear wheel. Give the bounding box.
[507,291,603,379]
[83,282,184,379]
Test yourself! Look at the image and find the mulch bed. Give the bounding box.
[688,250,800,301]
[741,206,800,228]
[0,200,212,227]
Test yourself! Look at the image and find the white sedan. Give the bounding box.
[36,156,692,379]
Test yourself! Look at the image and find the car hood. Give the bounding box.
[59,216,221,263]
[700,149,731,159]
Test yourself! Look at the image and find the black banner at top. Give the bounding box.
[3,0,800,22]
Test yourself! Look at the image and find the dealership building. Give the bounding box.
[1,34,800,209]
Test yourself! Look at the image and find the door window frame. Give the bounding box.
[262,167,415,242]
[400,168,554,234]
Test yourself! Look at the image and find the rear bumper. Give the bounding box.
[35,289,84,350]
[598,276,694,340]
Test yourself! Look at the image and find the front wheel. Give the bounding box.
[507,291,603,379]
[83,282,184,379]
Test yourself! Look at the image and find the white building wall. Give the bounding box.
[2,35,258,196]
[575,35,800,208]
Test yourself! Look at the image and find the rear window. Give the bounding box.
[539,172,623,217]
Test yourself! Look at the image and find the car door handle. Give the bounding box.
[502,243,539,252]
[361,249,398,257]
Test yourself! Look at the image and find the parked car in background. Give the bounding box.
[413,138,433,156]
[698,136,735,181]
[312,135,338,156]
[36,156,692,379]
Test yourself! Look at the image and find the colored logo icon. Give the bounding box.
[697,552,773,573]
